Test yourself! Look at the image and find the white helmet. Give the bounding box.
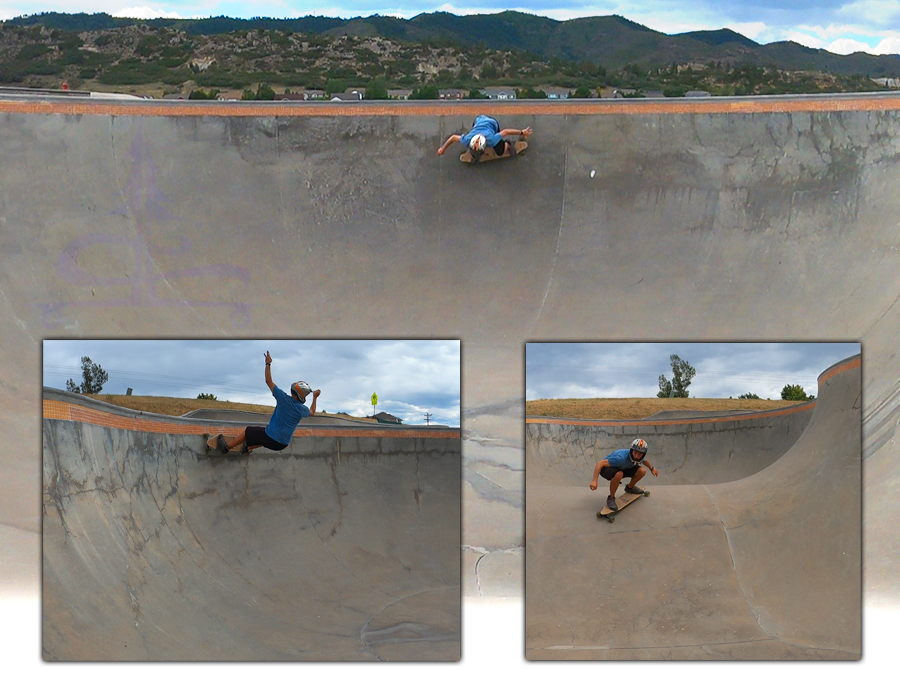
[470,134,486,151]
[291,381,312,401]
[631,438,648,454]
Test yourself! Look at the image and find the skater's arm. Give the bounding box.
[264,351,275,392]
[308,389,320,416]
[589,459,609,490]
[499,126,532,138]
[437,134,461,155]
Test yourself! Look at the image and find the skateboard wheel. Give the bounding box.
[607,516,615,523]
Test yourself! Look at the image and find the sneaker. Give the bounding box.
[240,443,250,454]
[606,495,619,511]
[625,484,644,495]
[216,434,229,455]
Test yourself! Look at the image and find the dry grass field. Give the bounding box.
[84,394,370,421]
[525,397,806,420]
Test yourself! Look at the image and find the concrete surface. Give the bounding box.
[0,96,898,602]
[526,356,861,659]
[527,400,814,486]
[42,389,461,660]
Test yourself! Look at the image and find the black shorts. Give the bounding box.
[599,464,640,481]
[245,425,289,451]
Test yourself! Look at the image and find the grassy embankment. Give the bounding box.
[84,394,373,421]
[526,397,806,420]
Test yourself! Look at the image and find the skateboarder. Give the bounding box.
[437,114,532,160]
[589,439,658,512]
[215,351,319,454]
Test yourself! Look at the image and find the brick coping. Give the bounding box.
[3,95,900,118]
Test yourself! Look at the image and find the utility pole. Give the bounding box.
[424,412,432,425]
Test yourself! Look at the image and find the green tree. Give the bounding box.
[738,392,761,399]
[366,79,389,100]
[657,354,696,398]
[197,392,217,400]
[781,384,814,401]
[66,356,109,394]
[255,83,276,100]
[410,83,439,99]
[569,85,592,98]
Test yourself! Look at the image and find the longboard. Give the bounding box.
[597,490,650,522]
[203,433,253,456]
[460,140,528,164]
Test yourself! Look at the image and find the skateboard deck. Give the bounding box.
[460,140,528,164]
[203,433,253,456]
[597,490,649,522]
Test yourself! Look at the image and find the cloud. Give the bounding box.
[827,37,874,53]
[873,34,900,53]
[43,339,460,426]
[113,6,183,18]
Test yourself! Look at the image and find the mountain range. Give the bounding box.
[7,10,900,77]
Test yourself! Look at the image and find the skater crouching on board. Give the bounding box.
[589,439,658,511]
[437,114,532,160]
[215,351,319,454]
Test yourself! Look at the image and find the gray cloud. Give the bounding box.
[43,339,460,425]
[526,342,860,400]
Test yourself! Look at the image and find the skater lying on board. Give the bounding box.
[437,114,532,160]
[214,351,319,454]
[589,439,658,511]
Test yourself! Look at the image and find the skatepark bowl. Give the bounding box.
[41,388,461,661]
[1,95,899,606]
[525,356,861,660]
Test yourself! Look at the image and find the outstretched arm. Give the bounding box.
[499,126,532,138]
[309,389,320,416]
[264,351,275,392]
[437,134,461,155]
[589,459,609,490]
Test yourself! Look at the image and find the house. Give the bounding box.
[439,89,465,100]
[330,89,364,101]
[685,90,711,97]
[373,412,403,424]
[481,88,516,100]
[543,87,570,99]
[388,89,412,100]
[301,90,327,100]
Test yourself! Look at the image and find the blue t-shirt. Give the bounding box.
[606,448,645,470]
[265,385,311,445]
[460,115,503,150]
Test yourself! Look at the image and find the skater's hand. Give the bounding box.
[521,126,533,138]
[437,146,445,155]
[589,480,598,491]
[265,351,272,365]
[313,389,321,399]
[651,467,658,477]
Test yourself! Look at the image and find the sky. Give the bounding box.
[43,339,460,426]
[1,1,900,57]
[525,342,861,400]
